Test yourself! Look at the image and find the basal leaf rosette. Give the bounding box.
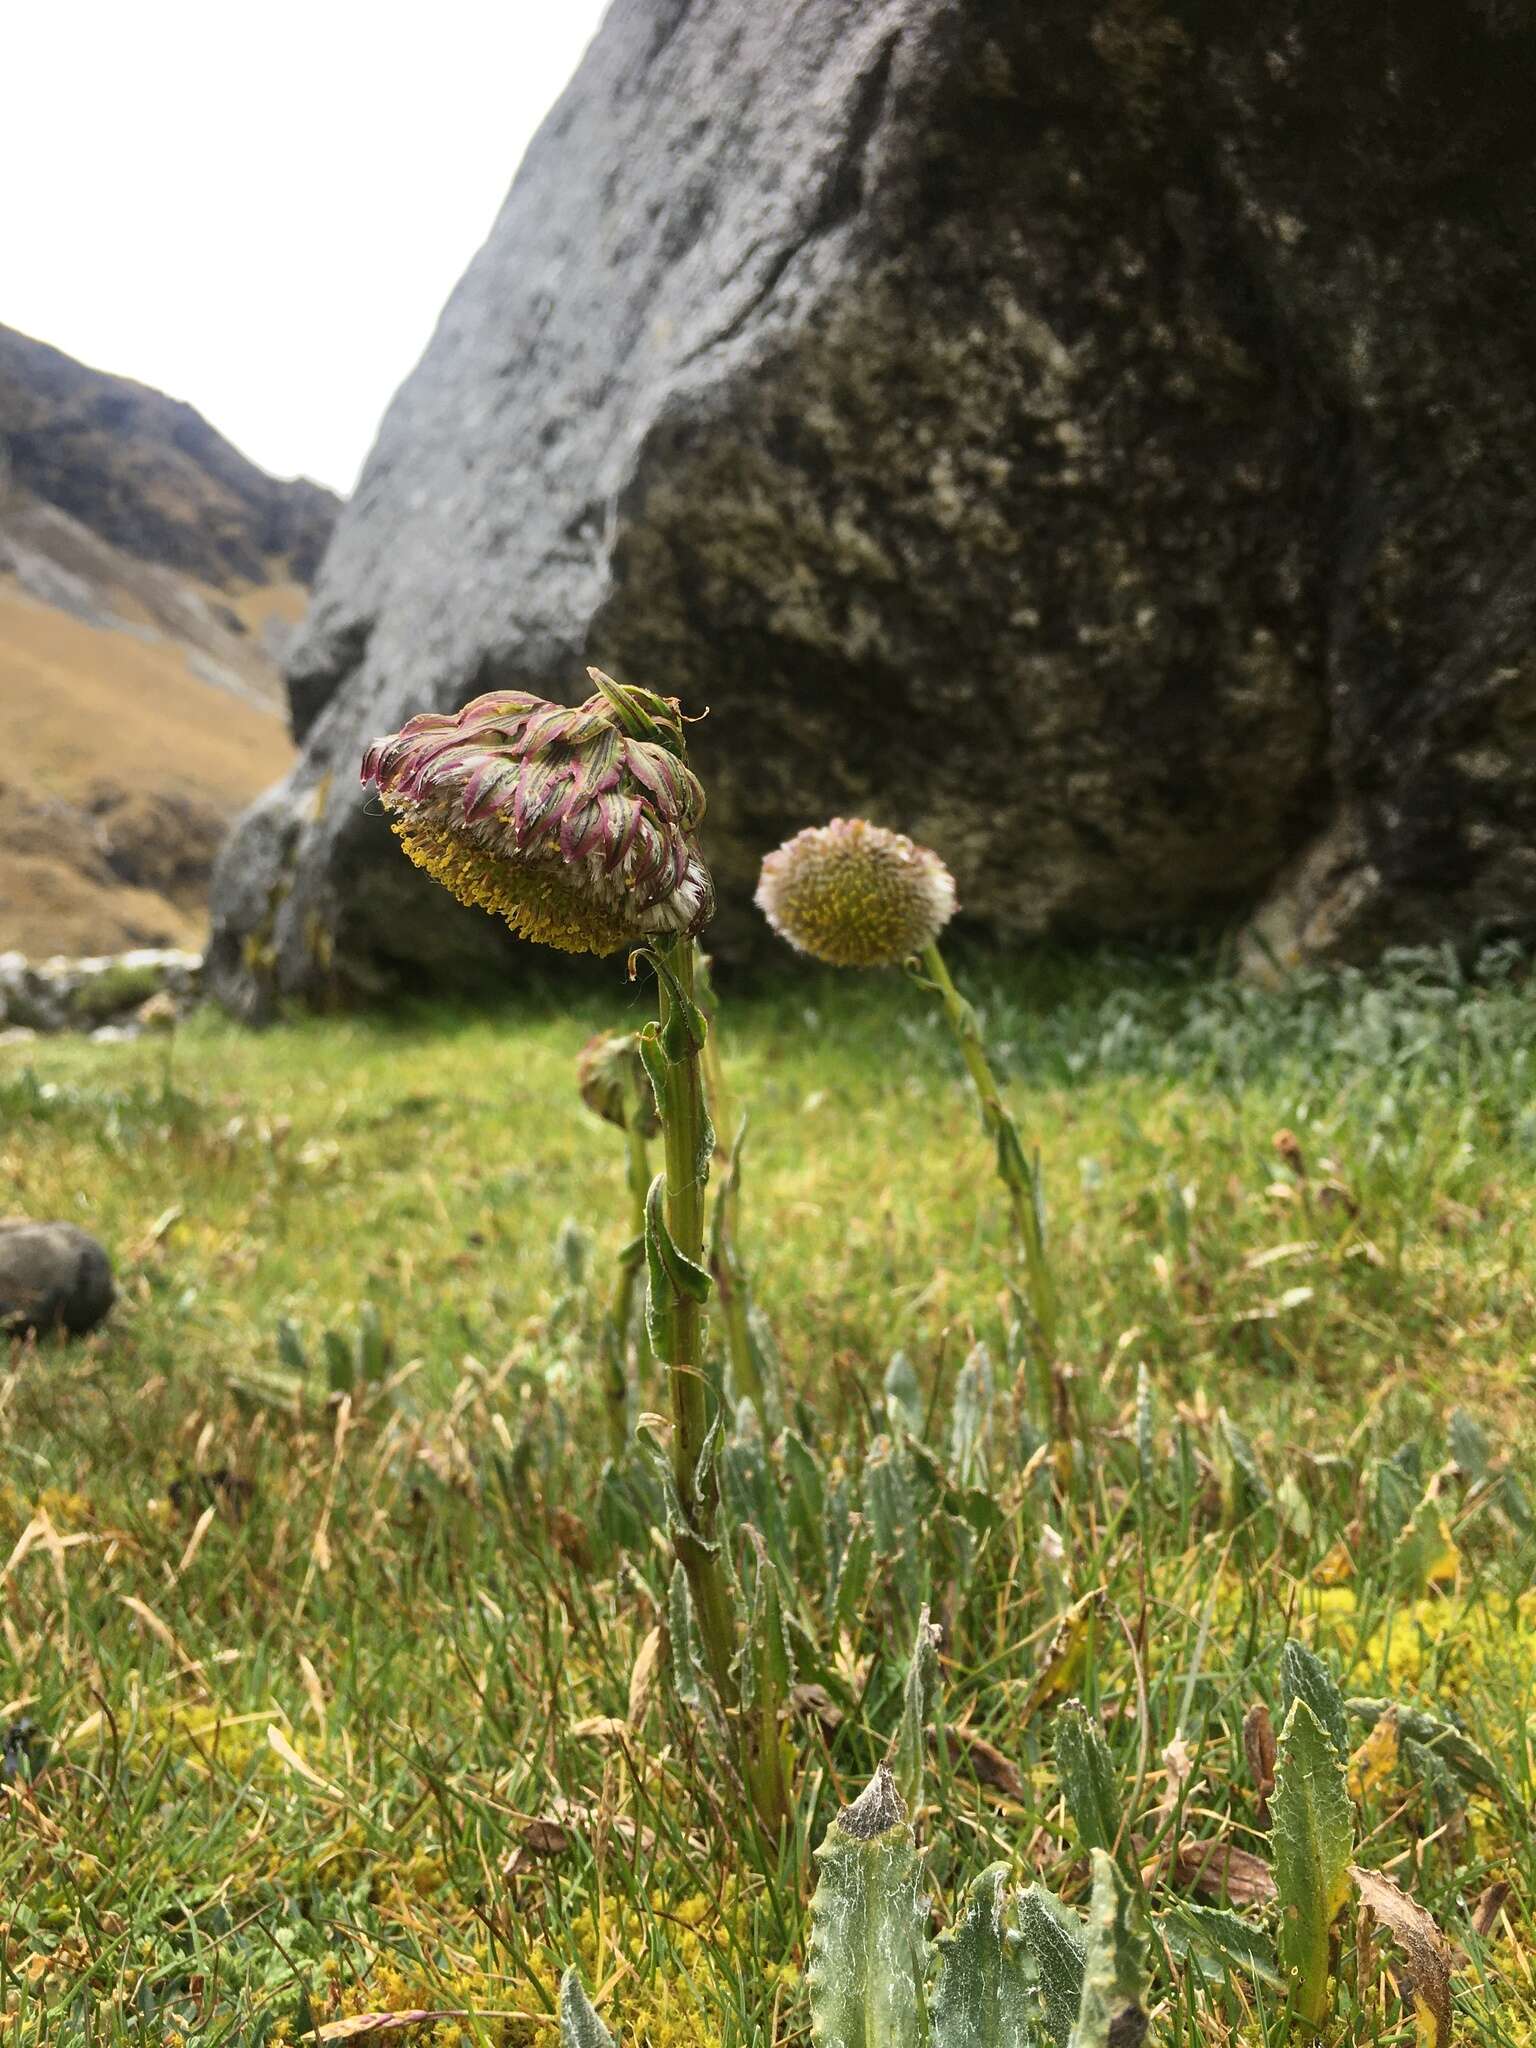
[361,669,714,955]
[755,817,957,968]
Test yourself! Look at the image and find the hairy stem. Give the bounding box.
[918,940,1059,1360]
[695,947,771,1428]
[656,937,738,1704]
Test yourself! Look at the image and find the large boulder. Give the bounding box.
[207,0,1536,1013]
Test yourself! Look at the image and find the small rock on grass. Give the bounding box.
[0,1221,115,1337]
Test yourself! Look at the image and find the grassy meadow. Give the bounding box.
[2,945,1535,2044]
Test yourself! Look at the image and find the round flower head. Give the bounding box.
[756,817,957,968]
[361,669,714,955]
[576,1028,660,1136]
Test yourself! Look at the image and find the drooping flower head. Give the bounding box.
[755,817,956,968]
[361,669,714,955]
[576,1028,660,1136]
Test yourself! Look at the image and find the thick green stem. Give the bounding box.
[656,938,738,1705]
[918,939,1059,1360]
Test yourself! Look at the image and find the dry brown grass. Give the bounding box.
[0,578,295,953]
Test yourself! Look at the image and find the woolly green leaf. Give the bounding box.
[1272,1697,1354,2030]
[889,1604,941,1818]
[808,1766,928,2048]
[275,1317,307,1374]
[864,1435,915,1554]
[639,947,708,1062]
[949,1341,995,1487]
[1016,1885,1087,2048]
[1134,1363,1155,1500]
[1068,1850,1149,2048]
[1369,1455,1420,1546]
[1447,1407,1489,1482]
[1280,1639,1350,1766]
[1055,1699,1124,1862]
[738,1529,796,1830]
[643,1172,712,1355]
[719,1402,790,1566]
[1216,1410,1271,1520]
[932,1864,1034,2048]
[1390,1493,1459,1598]
[1348,1697,1510,1805]
[781,1428,827,1558]
[667,1561,709,1709]
[559,1967,617,2048]
[1161,1901,1285,1988]
[884,1352,925,1439]
[831,1517,875,1633]
[863,1432,923,1616]
[738,1529,796,1709]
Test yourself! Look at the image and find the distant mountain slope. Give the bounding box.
[0,327,341,959]
[0,324,339,586]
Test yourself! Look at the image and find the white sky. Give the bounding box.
[3,0,610,495]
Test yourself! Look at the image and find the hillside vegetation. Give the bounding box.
[2,948,1533,2042]
[0,325,332,955]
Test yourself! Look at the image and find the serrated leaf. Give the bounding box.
[884,1352,925,1439]
[889,1604,941,1818]
[667,1561,708,1709]
[1069,1850,1149,2048]
[1391,1494,1460,1596]
[932,1864,1034,2048]
[1370,1456,1420,1546]
[1055,1699,1124,1862]
[719,1402,790,1565]
[643,1173,713,1354]
[275,1317,308,1374]
[1272,1697,1354,2030]
[1216,1410,1271,1521]
[781,1428,827,1558]
[1351,1865,1454,2048]
[560,1968,617,2048]
[322,1327,354,1394]
[1280,1639,1350,1766]
[831,1516,875,1633]
[949,1341,995,1487]
[1017,1884,1088,2048]
[808,1766,927,2048]
[1161,1901,1285,1988]
[863,1432,923,1617]
[738,1528,795,1830]
[1447,1407,1489,1481]
[1348,1696,1509,1805]
[1134,1363,1155,1500]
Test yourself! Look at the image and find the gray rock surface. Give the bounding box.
[207,0,1536,1011]
[0,1222,115,1337]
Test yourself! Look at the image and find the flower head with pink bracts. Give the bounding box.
[361,668,714,955]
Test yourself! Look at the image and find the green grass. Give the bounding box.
[2,945,1535,2043]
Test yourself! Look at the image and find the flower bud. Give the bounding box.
[576,1029,660,1136]
[755,817,956,968]
[361,670,714,955]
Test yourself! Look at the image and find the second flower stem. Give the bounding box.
[654,937,739,1705]
[917,940,1059,1360]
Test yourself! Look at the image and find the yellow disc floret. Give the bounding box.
[755,817,957,968]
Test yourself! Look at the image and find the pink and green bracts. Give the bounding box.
[361,668,714,955]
